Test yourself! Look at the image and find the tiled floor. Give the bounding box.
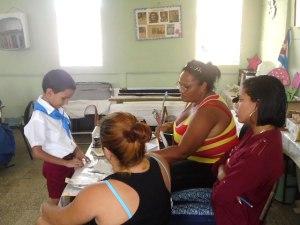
[0,130,92,225]
[0,145,45,225]
[0,129,300,225]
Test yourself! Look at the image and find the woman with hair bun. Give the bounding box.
[156,60,238,191]
[37,112,171,225]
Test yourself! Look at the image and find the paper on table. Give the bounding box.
[92,147,104,157]
[65,175,102,189]
[81,172,107,181]
[93,159,113,175]
[146,142,159,151]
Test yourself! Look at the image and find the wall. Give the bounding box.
[260,0,290,62]
[260,0,300,96]
[0,0,262,119]
[289,28,300,81]
[240,0,263,67]
[288,0,300,83]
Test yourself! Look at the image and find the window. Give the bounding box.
[296,0,300,27]
[195,0,243,65]
[55,0,102,67]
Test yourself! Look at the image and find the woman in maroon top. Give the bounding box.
[212,75,287,225]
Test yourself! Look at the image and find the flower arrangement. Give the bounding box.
[286,72,300,101]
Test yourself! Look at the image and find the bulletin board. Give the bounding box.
[134,6,182,40]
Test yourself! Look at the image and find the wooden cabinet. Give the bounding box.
[0,12,30,50]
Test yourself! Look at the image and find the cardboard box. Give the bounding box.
[286,118,300,141]
[287,101,300,112]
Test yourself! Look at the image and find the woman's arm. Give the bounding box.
[39,184,106,225]
[213,156,263,205]
[36,216,52,225]
[147,152,171,192]
[212,141,272,204]
[155,121,174,138]
[39,181,140,225]
[155,107,222,164]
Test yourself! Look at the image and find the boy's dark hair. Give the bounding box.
[42,69,76,93]
[243,75,287,128]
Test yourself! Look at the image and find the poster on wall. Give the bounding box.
[134,6,182,40]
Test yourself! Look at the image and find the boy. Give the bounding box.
[25,69,87,205]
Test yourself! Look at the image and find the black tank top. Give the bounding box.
[88,157,170,225]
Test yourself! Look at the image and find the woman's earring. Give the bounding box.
[249,109,257,121]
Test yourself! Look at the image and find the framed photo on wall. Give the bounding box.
[134,6,182,40]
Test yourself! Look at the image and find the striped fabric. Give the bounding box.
[173,94,238,164]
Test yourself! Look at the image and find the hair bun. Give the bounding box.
[123,122,151,143]
[123,129,138,142]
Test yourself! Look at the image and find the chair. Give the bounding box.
[83,104,99,128]
[169,188,215,225]
[0,99,4,123]
[19,101,34,160]
[66,82,112,139]
[259,182,278,223]
[71,104,100,145]
[276,155,298,204]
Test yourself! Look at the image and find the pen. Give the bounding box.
[237,196,253,208]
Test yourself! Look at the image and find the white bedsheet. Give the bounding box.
[109,101,185,126]
[64,99,185,126]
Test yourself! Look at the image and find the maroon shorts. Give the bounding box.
[42,154,75,199]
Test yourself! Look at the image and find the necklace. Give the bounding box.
[254,125,274,135]
[259,129,269,134]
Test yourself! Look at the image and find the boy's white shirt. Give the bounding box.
[24,96,76,158]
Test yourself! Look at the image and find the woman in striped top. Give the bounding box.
[156,60,238,191]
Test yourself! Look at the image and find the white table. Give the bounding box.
[60,143,111,199]
[282,131,300,168]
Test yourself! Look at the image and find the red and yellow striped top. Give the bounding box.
[173,94,238,164]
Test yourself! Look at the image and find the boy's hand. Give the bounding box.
[75,148,85,160]
[74,148,91,164]
[64,158,84,168]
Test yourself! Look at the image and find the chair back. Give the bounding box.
[83,104,99,127]
[24,101,34,125]
[0,99,4,123]
[20,101,34,160]
[259,181,278,222]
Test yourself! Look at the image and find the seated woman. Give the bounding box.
[212,75,287,225]
[37,112,171,225]
[156,60,238,191]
